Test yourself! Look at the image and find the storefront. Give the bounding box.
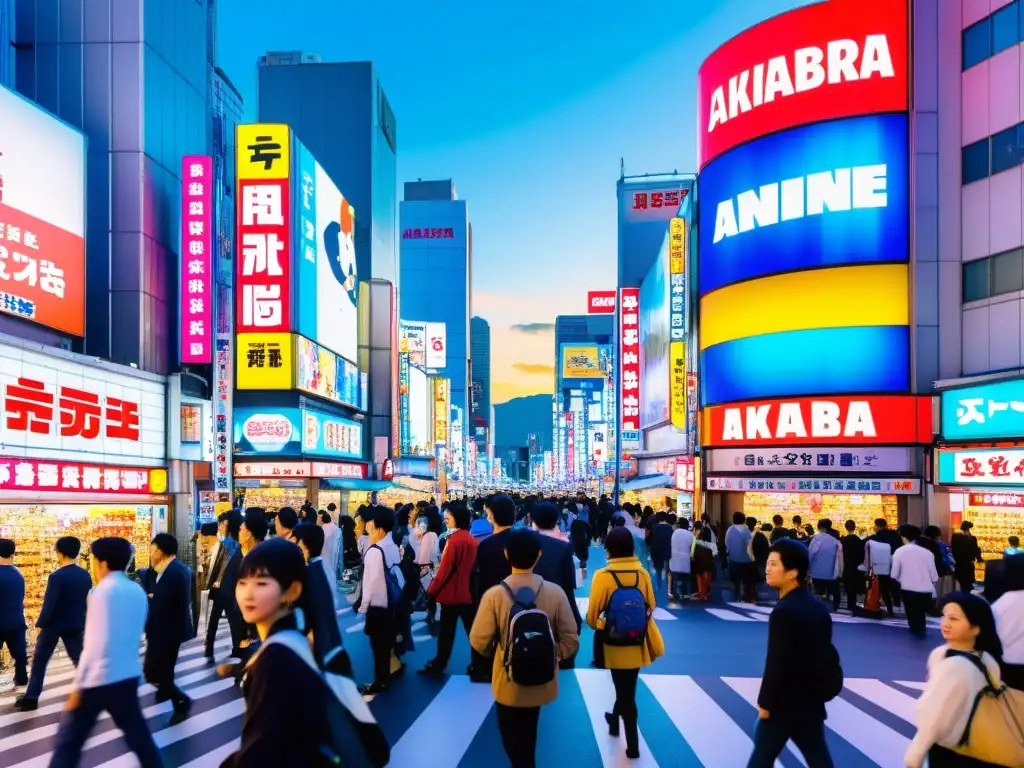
[0,337,169,628]
[233,459,375,516]
[627,455,694,518]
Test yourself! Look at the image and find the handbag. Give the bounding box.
[949,651,1024,767]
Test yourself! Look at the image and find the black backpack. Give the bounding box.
[500,582,557,686]
[815,640,844,703]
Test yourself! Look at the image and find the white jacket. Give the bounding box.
[861,538,893,576]
[670,529,694,573]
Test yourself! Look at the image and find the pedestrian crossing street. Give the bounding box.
[709,602,942,629]
[0,617,929,767]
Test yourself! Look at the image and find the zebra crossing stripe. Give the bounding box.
[705,608,758,621]
[841,679,917,723]
[574,669,658,767]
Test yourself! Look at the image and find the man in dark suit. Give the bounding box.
[205,511,243,660]
[470,494,517,682]
[15,536,92,710]
[144,533,194,725]
[292,523,352,676]
[531,501,582,668]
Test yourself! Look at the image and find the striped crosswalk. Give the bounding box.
[688,602,943,629]
[0,617,927,767]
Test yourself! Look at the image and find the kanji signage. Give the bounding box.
[940,378,1024,441]
[619,287,641,448]
[214,335,232,493]
[706,446,912,474]
[313,461,367,479]
[401,228,454,239]
[433,377,450,445]
[236,333,293,390]
[969,492,1024,508]
[675,456,695,493]
[707,475,920,495]
[632,189,685,211]
[0,341,165,466]
[0,459,166,495]
[701,395,932,448]
[234,461,310,478]
[236,124,291,334]
[180,155,213,364]
[938,448,1024,487]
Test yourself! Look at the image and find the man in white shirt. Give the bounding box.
[358,506,404,695]
[891,524,938,638]
[319,507,341,607]
[50,536,161,767]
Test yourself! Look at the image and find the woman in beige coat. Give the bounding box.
[470,529,580,768]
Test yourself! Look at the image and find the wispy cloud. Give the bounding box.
[510,322,555,335]
[513,362,554,375]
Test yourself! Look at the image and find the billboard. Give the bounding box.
[180,156,214,364]
[619,288,641,446]
[639,243,669,428]
[433,377,450,445]
[236,333,292,390]
[236,124,291,334]
[400,321,427,368]
[0,84,86,336]
[937,448,1024,487]
[940,379,1024,442]
[296,335,363,411]
[425,322,447,369]
[561,344,602,382]
[233,405,362,460]
[587,290,617,314]
[696,0,909,169]
[408,365,430,455]
[295,146,358,363]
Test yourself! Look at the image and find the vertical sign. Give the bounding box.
[181,156,214,363]
[391,285,401,457]
[619,287,641,447]
[433,377,450,444]
[566,412,575,483]
[669,217,687,431]
[236,124,292,335]
[686,371,699,448]
[399,348,410,455]
[425,322,447,369]
[214,335,232,494]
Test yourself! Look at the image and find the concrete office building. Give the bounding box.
[257,53,399,287]
[399,179,472,421]
[470,315,491,446]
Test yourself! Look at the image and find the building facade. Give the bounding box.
[470,315,491,445]
[617,173,695,288]
[399,180,472,421]
[0,0,12,87]
[14,0,210,373]
[257,54,398,287]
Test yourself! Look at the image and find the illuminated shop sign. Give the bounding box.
[707,476,920,495]
[696,0,909,168]
[587,291,616,314]
[180,155,214,363]
[232,406,362,461]
[0,459,167,495]
[619,287,641,447]
[937,448,1024,487]
[940,378,1024,442]
[705,446,912,474]
[631,189,685,211]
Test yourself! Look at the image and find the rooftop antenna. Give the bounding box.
[620,158,625,180]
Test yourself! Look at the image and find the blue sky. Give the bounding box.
[218,0,812,402]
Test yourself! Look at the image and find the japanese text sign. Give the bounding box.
[968,492,1024,508]
[180,156,213,363]
[619,288,641,445]
[236,333,293,390]
[705,446,912,474]
[675,456,695,493]
[312,461,367,479]
[402,228,454,239]
[0,83,86,337]
[433,377,450,445]
[938,449,1024,488]
[706,475,920,495]
[632,189,684,212]
[236,124,292,334]
[0,341,165,466]
[940,379,1024,441]
[670,341,687,432]
[233,461,311,478]
[0,459,165,495]
[214,335,232,493]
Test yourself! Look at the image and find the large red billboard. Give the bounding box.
[697,0,909,169]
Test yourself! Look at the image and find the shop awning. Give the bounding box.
[620,473,674,491]
[319,478,394,492]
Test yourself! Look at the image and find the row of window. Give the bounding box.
[963,247,1024,302]
[961,121,1024,184]
[963,0,1023,70]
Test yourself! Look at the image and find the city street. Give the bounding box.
[0,545,936,768]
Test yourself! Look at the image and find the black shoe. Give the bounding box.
[418,661,446,677]
[623,716,640,759]
[358,682,389,695]
[604,712,619,737]
[168,699,192,726]
[14,696,37,711]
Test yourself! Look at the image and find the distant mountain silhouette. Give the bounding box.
[494,394,552,453]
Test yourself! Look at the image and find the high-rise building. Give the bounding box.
[0,0,12,87]
[257,54,398,286]
[14,0,211,372]
[399,179,472,423]
[470,315,491,444]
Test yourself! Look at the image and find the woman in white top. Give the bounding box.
[905,592,1005,768]
[993,554,1024,690]
[669,518,694,601]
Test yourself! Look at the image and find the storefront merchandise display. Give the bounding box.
[238,486,308,513]
[961,501,1024,580]
[623,488,692,519]
[743,493,898,534]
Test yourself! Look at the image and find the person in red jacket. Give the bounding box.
[419,502,479,676]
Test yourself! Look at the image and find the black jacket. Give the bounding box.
[951,532,983,571]
[649,523,674,561]
[305,559,347,673]
[534,533,582,632]
[36,563,91,633]
[475,528,513,597]
[757,586,835,721]
[840,534,865,577]
[146,558,194,646]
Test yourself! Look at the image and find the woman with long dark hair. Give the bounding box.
[905,592,1006,767]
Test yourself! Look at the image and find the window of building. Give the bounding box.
[992,126,1020,174]
[992,248,1024,295]
[963,139,990,183]
[964,258,991,302]
[964,16,993,69]
[992,1,1021,55]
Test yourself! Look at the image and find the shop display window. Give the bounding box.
[743,493,898,535]
[240,487,309,513]
[960,497,1024,581]
[623,489,692,519]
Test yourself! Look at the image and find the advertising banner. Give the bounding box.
[236,124,291,334]
[0,341,165,466]
[969,492,1024,508]
[566,412,574,482]
[561,344,602,381]
[670,341,687,431]
[706,446,913,474]
[707,476,920,495]
[940,378,1024,441]
[425,322,447,370]
[675,457,695,493]
[0,84,86,336]
[295,146,358,363]
[696,0,909,169]
[587,290,616,314]
[301,409,362,461]
[619,288,641,447]
[407,365,429,455]
[624,188,687,223]
[296,335,363,411]
[701,395,932,448]
[236,333,293,390]
[180,155,214,363]
[400,321,427,368]
[433,377,450,445]
[669,218,686,340]
[399,349,411,455]
[640,245,669,427]
[233,405,362,460]
[0,460,166,495]
[214,335,232,493]
[234,461,311,478]
[937,449,1024,487]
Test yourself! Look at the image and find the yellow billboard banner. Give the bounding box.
[561,344,601,379]
[670,217,686,275]
[236,124,291,180]
[236,333,294,390]
[670,341,687,431]
[433,378,450,444]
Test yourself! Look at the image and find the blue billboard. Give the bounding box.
[697,113,909,296]
[941,379,1024,441]
[233,406,362,460]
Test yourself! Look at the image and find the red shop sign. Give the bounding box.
[0,459,156,494]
